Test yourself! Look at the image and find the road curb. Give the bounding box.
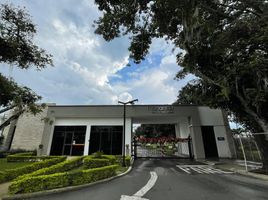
[2,166,133,200]
[198,160,268,181]
[229,169,268,181]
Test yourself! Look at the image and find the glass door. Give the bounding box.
[50,126,86,156]
[88,126,122,155]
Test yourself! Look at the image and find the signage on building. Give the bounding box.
[151,106,174,114]
[217,137,225,141]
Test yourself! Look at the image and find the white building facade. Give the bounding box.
[2,104,236,159]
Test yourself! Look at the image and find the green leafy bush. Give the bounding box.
[115,155,131,166]
[7,154,61,162]
[9,165,119,194]
[102,155,116,164]
[0,150,36,159]
[84,158,111,169]
[16,157,84,180]
[92,151,104,158]
[0,156,66,183]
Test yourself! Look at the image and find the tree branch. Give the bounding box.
[235,77,268,131]
[0,105,16,114]
[0,109,24,131]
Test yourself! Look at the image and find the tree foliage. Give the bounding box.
[0,4,52,132]
[94,0,268,168]
[134,124,175,138]
[0,4,52,69]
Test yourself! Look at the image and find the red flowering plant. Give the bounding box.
[135,135,189,147]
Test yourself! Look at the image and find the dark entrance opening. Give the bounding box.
[50,126,86,156]
[88,126,123,155]
[201,126,219,158]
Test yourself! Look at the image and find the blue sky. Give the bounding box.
[0,0,194,105]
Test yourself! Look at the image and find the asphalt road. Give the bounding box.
[32,159,268,200]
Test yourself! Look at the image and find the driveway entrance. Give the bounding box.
[31,159,268,200]
[132,136,193,159]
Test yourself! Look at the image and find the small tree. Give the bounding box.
[0,4,52,131]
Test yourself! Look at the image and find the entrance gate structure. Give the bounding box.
[37,104,235,160]
[132,136,194,159]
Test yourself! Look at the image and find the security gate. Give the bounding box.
[132,136,193,159]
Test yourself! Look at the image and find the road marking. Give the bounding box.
[120,171,158,200]
[176,165,233,175]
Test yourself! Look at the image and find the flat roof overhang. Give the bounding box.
[47,104,201,122]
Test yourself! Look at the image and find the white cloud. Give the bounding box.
[0,0,193,105]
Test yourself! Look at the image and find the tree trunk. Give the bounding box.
[0,110,24,131]
[253,134,268,172]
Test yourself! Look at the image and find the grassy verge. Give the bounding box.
[0,159,32,170]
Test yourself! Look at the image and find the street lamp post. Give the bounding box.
[118,99,138,167]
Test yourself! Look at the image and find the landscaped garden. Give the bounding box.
[0,152,131,195]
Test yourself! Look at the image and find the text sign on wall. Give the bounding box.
[217,137,225,141]
[151,106,174,114]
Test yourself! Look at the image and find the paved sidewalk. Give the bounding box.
[0,182,10,200]
[199,159,268,181]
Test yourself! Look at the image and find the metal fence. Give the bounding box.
[233,133,262,162]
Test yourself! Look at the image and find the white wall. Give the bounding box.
[197,107,232,158]
[213,126,232,158]
[47,117,132,156]
[197,107,224,126]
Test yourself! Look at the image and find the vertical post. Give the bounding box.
[239,135,248,172]
[122,104,126,167]
[133,137,137,159]
[188,136,193,159]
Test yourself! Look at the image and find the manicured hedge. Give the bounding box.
[16,157,84,180]
[0,156,66,183]
[87,155,131,166]
[115,155,131,166]
[84,158,111,169]
[7,153,61,162]
[9,165,119,194]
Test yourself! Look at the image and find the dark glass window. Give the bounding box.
[50,126,86,156]
[88,126,123,155]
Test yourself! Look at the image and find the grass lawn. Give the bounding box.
[0,158,33,171]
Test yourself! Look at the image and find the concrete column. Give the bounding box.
[175,123,181,137]
[189,125,205,159]
[125,118,132,156]
[84,125,91,156]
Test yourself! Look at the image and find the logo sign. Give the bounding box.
[151,106,174,114]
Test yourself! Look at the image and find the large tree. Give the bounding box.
[0,4,52,132]
[93,0,268,169]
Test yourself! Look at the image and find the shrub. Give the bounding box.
[16,157,84,180]
[0,150,36,159]
[9,165,119,194]
[0,156,66,183]
[6,154,60,162]
[92,151,104,158]
[102,155,116,164]
[115,155,131,166]
[84,158,110,169]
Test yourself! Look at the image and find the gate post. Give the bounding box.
[188,136,194,159]
[132,137,137,159]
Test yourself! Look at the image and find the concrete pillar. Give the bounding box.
[125,118,132,156]
[175,123,181,137]
[84,125,91,156]
[189,125,205,159]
